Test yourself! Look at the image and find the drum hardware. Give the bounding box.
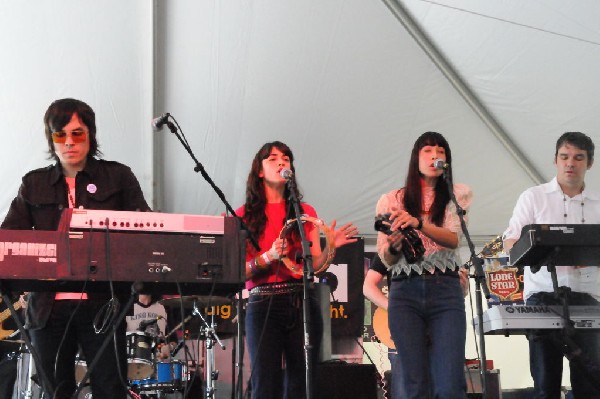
[76,384,93,399]
[14,345,44,399]
[75,352,89,385]
[165,315,195,341]
[191,301,226,399]
[77,331,157,388]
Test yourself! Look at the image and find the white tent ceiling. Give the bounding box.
[3,1,599,242]
[154,0,600,243]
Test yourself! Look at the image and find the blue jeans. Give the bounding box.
[388,274,467,399]
[387,351,403,399]
[527,292,600,399]
[245,288,322,399]
[29,300,128,399]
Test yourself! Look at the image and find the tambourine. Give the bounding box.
[374,213,425,264]
[278,215,336,276]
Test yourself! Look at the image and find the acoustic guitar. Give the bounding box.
[372,307,395,349]
[0,298,23,340]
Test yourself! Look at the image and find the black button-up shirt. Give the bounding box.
[1,157,151,329]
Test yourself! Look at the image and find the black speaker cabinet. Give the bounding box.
[315,362,378,399]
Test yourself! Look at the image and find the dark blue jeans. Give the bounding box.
[388,274,467,399]
[29,300,128,399]
[388,351,403,399]
[527,291,600,399]
[245,289,322,399]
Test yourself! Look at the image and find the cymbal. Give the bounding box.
[159,295,230,309]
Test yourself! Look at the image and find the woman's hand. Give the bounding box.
[330,220,359,248]
[386,231,403,255]
[269,237,289,260]
[19,293,28,309]
[388,208,420,231]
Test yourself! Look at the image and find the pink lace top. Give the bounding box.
[375,183,473,277]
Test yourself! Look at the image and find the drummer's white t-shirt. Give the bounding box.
[126,300,168,336]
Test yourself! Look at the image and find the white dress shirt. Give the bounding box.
[504,177,600,300]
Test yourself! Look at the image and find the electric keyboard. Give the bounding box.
[68,209,225,234]
[474,305,600,335]
[0,211,245,295]
[509,224,600,267]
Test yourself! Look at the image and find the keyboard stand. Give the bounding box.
[530,247,600,392]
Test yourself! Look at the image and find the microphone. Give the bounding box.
[170,340,185,357]
[319,272,338,293]
[151,113,170,131]
[138,316,162,331]
[433,159,449,170]
[280,168,293,180]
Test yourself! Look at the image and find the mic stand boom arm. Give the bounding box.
[163,118,259,252]
[285,177,315,399]
[442,169,491,399]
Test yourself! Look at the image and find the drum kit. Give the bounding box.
[9,295,232,399]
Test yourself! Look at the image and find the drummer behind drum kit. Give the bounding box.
[11,295,231,399]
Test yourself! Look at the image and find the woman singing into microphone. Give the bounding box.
[376,132,472,399]
[236,141,358,399]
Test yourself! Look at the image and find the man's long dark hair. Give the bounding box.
[401,131,453,227]
[243,141,303,247]
[44,98,101,161]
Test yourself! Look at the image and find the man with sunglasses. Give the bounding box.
[1,98,151,398]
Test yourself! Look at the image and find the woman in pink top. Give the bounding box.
[376,132,472,399]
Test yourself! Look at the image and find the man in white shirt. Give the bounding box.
[504,132,600,398]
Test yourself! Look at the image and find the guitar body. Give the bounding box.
[372,307,395,349]
[0,299,23,340]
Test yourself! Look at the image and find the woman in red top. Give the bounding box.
[237,141,357,399]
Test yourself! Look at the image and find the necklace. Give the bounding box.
[65,177,76,208]
[68,190,76,208]
[562,192,585,223]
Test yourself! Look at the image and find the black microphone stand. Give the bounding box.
[284,176,316,399]
[159,116,258,399]
[0,287,54,395]
[161,118,258,250]
[441,168,491,399]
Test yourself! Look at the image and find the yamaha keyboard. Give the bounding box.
[474,305,600,335]
[510,224,600,268]
[0,210,245,295]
